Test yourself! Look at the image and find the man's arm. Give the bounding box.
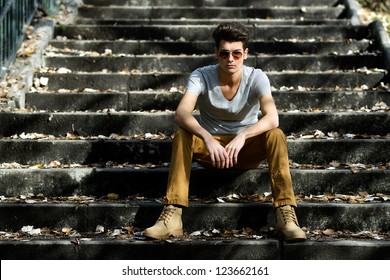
[225,93,279,167]
[240,93,279,138]
[175,92,230,168]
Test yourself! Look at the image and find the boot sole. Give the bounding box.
[276,230,307,242]
[144,229,184,240]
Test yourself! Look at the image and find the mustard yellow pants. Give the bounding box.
[165,127,297,208]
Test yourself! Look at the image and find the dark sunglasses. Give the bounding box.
[218,50,243,60]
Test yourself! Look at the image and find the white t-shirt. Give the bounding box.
[186,64,272,135]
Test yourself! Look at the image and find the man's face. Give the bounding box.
[215,40,248,74]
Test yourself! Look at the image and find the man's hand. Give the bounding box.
[225,133,245,168]
[205,134,246,169]
[204,136,230,169]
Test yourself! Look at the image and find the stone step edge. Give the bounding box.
[57,23,359,28]
[1,200,389,207]
[36,70,387,75]
[1,111,389,117]
[52,25,369,41]
[1,202,389,239]
[25,89,390,110]
[45,40,373,56]
[48,39,371,45]
[25,90,390,106]
[81,0,340,7]
[40,56,384,75]
[48,39,371,43]
[0,111,388,136]
[26,89,390,94]
[32,71,386,90]
[0,166,387,172]
[1,138,389,147]
[76,7,346,20]
[2,137,389,141]
[75,19,352,25]
[1,239,389,260]
[43,54,379,58]
[78,6,344,9]
[0,167,388,196]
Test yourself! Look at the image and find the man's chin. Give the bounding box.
[223,66,238,73]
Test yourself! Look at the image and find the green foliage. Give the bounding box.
[358,0,390,13]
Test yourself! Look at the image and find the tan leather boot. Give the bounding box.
[144,205,183,240]
[275,205,307,242]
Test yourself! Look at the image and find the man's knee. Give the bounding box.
[266,127,286,141]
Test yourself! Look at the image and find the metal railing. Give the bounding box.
[0,0,58,81]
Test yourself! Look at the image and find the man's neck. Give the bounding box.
[218,68,242,87]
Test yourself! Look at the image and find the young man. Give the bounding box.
[144,22,306,242]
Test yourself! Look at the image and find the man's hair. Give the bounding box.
[212,22,249,49]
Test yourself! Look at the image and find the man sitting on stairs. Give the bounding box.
[144,22,306,242]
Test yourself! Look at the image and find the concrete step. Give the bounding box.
[77,6,345,20]
[82,0,341,7]
[2,239,390,260]
[0,168,388,198]
[75,18,353,26]
[1,0,389,261]
[0,201,389,232]
[0,138,388,165]
[47,40,372,55]
[34,71,386,91]
[53,25,369,41]
[25,90,390,112]
[42,54,383,72]
[0,112,388,136]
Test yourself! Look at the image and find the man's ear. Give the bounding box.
[244,48,249,59]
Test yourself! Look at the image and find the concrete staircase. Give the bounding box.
[0,0,389,259]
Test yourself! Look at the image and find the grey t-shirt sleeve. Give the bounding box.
[186,69,204,96]
[250,69,272,98]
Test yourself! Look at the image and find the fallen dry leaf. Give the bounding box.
[323,229,335,236]
[107,193,119,200]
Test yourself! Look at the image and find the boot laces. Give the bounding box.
[157,206,176,225]
[280,206,298,226]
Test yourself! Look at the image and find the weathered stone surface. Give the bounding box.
[1,0,389,260]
